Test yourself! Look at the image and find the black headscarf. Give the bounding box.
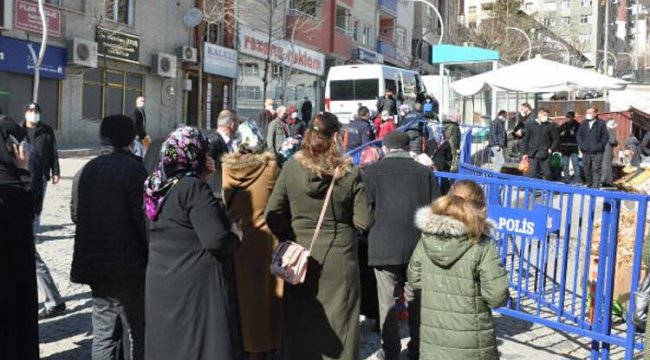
[0,116,30,188]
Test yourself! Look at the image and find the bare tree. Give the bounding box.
[32,0,48,102]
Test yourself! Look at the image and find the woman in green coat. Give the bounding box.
[408,180,509,360]
[265,112,372,360]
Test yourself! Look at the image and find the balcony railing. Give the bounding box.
[377,39,397,60]
[335,26,351,37]
[378,0,397,15]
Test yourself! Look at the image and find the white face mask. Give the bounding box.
[520,111,527,117]
[585,114,594,121]
[539,116,548,122]
[26,113,40,123]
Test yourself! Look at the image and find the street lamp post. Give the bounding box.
[542,39,570,64]
[505,26,532,61]
[404,0,444,45]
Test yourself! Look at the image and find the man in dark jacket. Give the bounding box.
[300,97,312,123]
[363,131,441,360]
[376,88,398,116]
[489,110,507,172]
[559,111,581,184]
[344,106,375,152]
[207,109,239,199]
[521,108,560,180]
[402,103,428,155]
[520,102,536,124]
[22,102,66,319]
[576,107,609,188]
[442,114,462,171]
[131,96,147,158]
[71,114,148,360]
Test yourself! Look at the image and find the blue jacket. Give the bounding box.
[577,119,609,154]
[345,118,375,152]
[488,117,507,148]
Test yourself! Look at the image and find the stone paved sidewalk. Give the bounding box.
[36,157,643,359]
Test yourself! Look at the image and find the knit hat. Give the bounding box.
[383,131,410,149]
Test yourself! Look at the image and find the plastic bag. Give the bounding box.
[550,152,563,169]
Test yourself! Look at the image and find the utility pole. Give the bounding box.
[635,0,640,74]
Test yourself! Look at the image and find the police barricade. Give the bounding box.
[434,170,649,359]
[459,125,492,168]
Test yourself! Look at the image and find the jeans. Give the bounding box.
[91,283,145,360]
[491,146,505,173]
[374,266,420,360]
[34,179,64,309]
[562,153,581,184]
[583,153,604,188]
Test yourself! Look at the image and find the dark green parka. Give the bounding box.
[407,206,509,360]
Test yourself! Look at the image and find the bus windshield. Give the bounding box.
[330,79,379,101]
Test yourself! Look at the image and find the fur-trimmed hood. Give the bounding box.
[414,206,472,267]
[222,152,276,189]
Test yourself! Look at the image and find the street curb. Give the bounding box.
[58,146,110,159]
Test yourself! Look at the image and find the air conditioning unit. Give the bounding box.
[152,53,177,78]
[179,45,198,63]
[67,38,98,68]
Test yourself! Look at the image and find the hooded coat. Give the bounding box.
[265,154,372,360]
[407,207,509,360]
[222,152,283,353]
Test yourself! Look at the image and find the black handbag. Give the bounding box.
[632,272,650,331]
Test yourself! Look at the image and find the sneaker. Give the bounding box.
[39,303,66,319]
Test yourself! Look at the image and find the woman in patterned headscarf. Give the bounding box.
[144,127,244,360]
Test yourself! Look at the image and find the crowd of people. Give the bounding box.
[1,95,512,360]
[493,103,626,188]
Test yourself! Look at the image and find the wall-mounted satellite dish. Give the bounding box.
[183,7,203,28]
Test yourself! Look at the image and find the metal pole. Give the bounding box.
[407,0,444,44]
[32,0,48,102]
[604,0,610,75]
[491,60,497,120]
[506,26,532,60]
[635,0,640,73]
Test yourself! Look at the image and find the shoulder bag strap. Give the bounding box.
[307,168,339,253]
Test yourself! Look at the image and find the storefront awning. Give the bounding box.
[432,44,500,65]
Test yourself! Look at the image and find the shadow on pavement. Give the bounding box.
[42,338,91,360]
[39,311,92,344]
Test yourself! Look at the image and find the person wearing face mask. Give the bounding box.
[489,110,508,172]
[22,102,66,319]
[576,107,609,188]
[558,112,582,184]
[519,102,536,124]
[520,108,560,180]
[131,96,148,158]
[207,109,240,200]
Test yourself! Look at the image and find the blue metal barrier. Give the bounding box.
[433,170,650,359]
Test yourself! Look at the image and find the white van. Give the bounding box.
[325,64,427,124]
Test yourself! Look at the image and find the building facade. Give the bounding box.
[0,0,194,145]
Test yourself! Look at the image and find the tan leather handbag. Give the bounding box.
[270,169,338,285]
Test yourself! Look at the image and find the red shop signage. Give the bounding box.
[14,0,62,38]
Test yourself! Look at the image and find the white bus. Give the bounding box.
[324,64,427,124]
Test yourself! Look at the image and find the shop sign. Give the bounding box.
[96,27,140,64]
[14,0,62,38]
[353,47,383,64]
[203,42,238,78]
[0,35,65,79]
[489,205,561,239]
[239,26,325,76]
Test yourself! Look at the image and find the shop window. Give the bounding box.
[106,0,134,26]
[82,68,144,119]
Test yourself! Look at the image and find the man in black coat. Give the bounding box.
[131,96,147,158]
[71,115,148,360]
[376,88,398,116]
[576,107,609,188]
[521,108,560,180]
[300,97,312,123]
[207,109,239,200]
[22,102,66,319]
[559,111,582,184]
[489,110,507,172]
[363,131,441,360]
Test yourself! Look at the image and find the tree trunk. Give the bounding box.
[32,0,48,102]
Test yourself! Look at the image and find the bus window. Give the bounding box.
[330,80,354,101]
[355,79,379,100]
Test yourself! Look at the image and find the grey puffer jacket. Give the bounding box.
[408,207,509,360]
